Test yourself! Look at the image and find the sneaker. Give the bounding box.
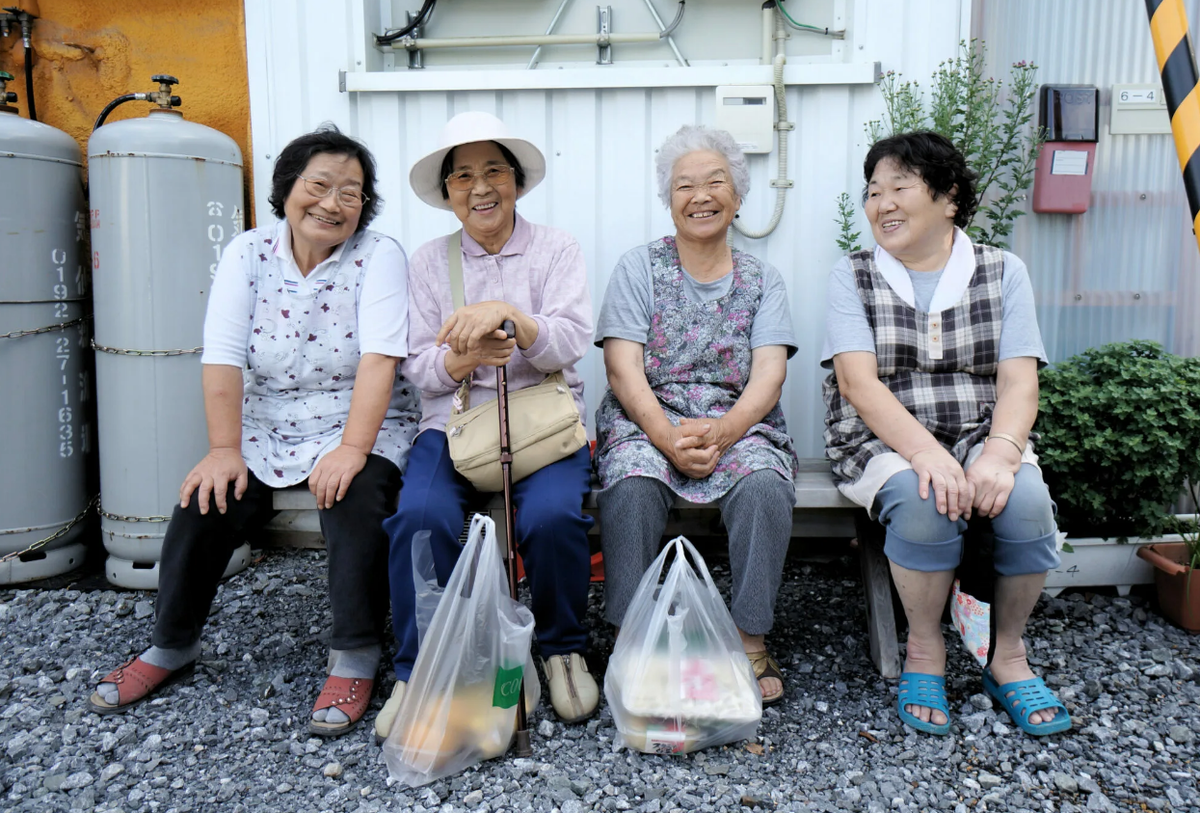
[373,680,406,745]
[541,653,598,723]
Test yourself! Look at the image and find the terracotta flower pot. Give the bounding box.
[1136,543,1200,632]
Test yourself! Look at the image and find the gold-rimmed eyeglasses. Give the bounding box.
[444,165,515,191]
[297,175,369,207]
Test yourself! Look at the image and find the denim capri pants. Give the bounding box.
[872,463,1060,576]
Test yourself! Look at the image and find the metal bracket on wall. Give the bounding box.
[596,6,613,65]
[406,9,425,69]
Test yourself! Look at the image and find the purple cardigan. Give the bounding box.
[401,213,593,434]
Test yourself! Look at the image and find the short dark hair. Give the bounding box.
[862,131,977,230]
[438,141,526,201]
[268,124,381,230]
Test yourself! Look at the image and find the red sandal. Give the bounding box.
[308,675,374,737]
[88,656,195,715]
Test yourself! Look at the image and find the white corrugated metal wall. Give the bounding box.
[244,0,973,456]
[979,0,1200,361]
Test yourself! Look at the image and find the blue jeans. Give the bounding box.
[385,430,593,681]
[873,464,1060,576]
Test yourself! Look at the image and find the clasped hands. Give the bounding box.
[437,301,518,368]
[657,416,741,480]
[910,444,1020,521]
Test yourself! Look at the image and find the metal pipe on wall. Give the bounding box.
[642,0,688,66]
[527,0,572,69]
[394,31,662,51]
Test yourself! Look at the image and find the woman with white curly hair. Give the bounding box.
[592,124,800,705]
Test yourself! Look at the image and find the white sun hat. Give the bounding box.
[409,111,547,211]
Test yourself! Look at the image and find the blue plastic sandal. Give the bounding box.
[896,672,951,735]
[982,669,1072,736]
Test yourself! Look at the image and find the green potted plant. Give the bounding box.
[1036,340,1200,610]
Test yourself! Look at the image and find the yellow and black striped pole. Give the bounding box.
[1148,0,1200,245]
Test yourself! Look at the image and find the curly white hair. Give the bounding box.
[654,124,750,207]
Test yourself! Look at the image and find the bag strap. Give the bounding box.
[670,535,723,602]
[448,229,465,311]
[447,230,472,412]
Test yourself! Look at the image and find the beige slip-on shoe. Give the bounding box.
[541,653,599,723]
[373,680,406,745]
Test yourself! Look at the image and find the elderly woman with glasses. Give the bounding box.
[375,112,596,741]
[89,125,420,739]
[593,124,800,706]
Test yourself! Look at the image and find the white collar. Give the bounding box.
[272,220,348,275]
[873,226,976,313]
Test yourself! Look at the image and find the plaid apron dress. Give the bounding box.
[823,244,1005,501]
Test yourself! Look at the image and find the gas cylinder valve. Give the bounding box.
[0,70,17,108]
[148,74,182,110]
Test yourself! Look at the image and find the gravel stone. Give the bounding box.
[1168,724,1194,744]
[968,693,992,710]
[1,549,1197,813]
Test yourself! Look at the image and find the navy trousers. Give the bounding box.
[385,429,593,681]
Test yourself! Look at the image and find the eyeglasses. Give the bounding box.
[444,165,514,191]
[297,175,369,207]
[672,179,731,197]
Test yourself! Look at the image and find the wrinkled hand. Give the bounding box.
[910,445,973,521]
[437,302,516,361]
[309,445,368,509]
[180,447,248,515]
[966,450,1019,518]
[679,416,741,455]
[660,422,719,480]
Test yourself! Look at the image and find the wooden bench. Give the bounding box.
[264,458,902,678]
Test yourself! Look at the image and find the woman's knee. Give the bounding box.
[991,465,1060,576]
[598,476,672,519]
[875,470,964,543]
[875,470,964,571]
[990,465,1056,541]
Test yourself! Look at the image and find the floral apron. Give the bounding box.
[241,228,420,487]
[594,237,798,502]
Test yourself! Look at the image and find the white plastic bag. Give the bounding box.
[604,536,761,754]
[383,514,538,787]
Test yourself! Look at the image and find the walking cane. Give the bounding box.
[496,319,533,757]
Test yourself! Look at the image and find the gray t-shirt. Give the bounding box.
[820,251,1047,369]
[595,244,798,356]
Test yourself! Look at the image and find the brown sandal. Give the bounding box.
[308,675,374,737]
[88,656,195,715]
[747,650,785,706]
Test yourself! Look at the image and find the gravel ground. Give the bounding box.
[2,547,1198,813]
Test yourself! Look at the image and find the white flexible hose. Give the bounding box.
[732,52,792,240]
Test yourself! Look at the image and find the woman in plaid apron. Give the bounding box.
[822,132,1070,737]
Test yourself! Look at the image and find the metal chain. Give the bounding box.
[91,339,203,357]
[0,494,99,564]
[98,507,173,523]
[0,316,88,341]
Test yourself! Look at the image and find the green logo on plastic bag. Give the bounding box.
[493,664,523,709]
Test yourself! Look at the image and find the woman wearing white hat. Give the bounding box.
[376,112,597,740]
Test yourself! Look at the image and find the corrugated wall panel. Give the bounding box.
[980,0,1200,361]
[245,0,972,455]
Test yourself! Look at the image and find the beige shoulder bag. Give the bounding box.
[442,230,587,491]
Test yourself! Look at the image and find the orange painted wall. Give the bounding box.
[2,0,252,204]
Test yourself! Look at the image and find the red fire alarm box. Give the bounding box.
[1033,85,1100,214]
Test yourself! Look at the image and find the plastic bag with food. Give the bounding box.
[383,514,538,786]
[605,536,761,754]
